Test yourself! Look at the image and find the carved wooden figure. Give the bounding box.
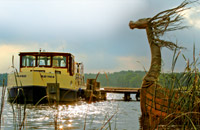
[129,1,194,129]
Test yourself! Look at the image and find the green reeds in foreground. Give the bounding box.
[100,109,118,130]
[158,45,200,129]
[0,79,6,130]
[8,68,27,130]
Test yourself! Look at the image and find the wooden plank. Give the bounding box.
[101,87,140,94]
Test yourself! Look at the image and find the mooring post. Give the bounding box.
[136,90,140,101]
[124,93,131,101]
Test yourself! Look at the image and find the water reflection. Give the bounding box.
[1,92,141,130]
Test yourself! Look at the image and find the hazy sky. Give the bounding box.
[0,0,200,73]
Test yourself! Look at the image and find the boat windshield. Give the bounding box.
[22,55,36,67]
[38,56,51,66]
[53,56,67,67]
[20,53,69,69]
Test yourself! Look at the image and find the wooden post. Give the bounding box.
[47,83,60,102]
[136,90,140,101]
[101,91,107,100]
[124,93,131,101]
[86,79,96,90]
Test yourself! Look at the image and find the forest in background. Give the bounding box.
[84,70,199,88]
[1,71,145,87]
[0,73,7,86]
[84,70,146,88]
[1,70,197,88]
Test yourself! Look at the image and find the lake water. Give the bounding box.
[0,88,141,130]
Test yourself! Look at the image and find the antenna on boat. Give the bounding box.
[12,55,14,68]
[38,48,41,67]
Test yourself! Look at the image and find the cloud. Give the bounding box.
[116,56,150,71]
[80,53,150,73]
[0,0,146,42]
[0,44,24,73]
[0,42,75,73]
[182,7,200,29]
[0,0,199,74]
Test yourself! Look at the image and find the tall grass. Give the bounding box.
[0,79,6,130]
[157,45,200,129]
[8,67,27,130]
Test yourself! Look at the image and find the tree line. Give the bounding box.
[0,73,7,86]
[0,71,146,87]
[84,70,146,88]
[84,70,200,88]
[1,71,198,88]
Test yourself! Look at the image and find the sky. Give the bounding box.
[0,0,200,73]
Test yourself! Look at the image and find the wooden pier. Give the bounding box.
[84,79,140,102]
[101,87,140,101]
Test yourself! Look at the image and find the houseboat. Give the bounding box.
[7,51,84,103]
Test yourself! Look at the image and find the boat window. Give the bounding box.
[53,56,66,67]
[37,56,51,66]
[22,55,36,67]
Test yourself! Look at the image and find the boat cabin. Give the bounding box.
[19,52,75,76]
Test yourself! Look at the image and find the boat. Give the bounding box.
[7,51,85,104]
[129,1,200,129]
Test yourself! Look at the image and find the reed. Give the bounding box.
[8,68,27,130]
[157,45,200,129]
[100,110,118,130]
[0,79,6,130]
[54,102,59,130]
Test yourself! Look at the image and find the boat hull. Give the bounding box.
[7,86,79,104]
[140,81,181,129]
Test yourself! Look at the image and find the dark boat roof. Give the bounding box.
[19,52,74,57]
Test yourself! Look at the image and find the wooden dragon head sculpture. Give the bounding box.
[129,18,150,29]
